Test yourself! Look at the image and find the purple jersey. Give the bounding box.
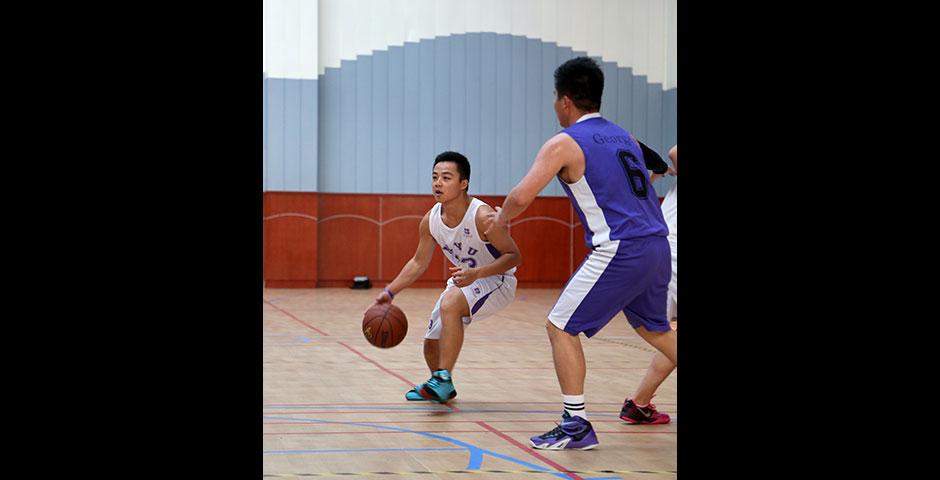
[560,117,668,248]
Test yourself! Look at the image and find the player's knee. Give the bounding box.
[545,320,565,337]
[440,289,467,316]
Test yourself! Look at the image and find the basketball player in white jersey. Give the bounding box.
[620,144,677,425]
[371,151,522,403]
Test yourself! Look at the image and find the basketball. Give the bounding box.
[362,303,408,348]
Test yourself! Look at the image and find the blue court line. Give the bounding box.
[266,405,452,412]
[263,416,575,479]
[264,447,465,455]
[264,406,622,417]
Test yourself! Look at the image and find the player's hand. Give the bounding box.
[650,166,676,184]
[374,289,392,304]
[483,206,508,237]
[449,265,478,287]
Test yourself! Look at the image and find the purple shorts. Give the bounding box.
[548,235,671,337]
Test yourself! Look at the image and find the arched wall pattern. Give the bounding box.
[264,33,677,197]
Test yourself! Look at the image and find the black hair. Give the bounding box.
[554,56,604,112]
[433,151,471,192]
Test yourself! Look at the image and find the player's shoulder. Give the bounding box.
[472,200,495,241]
[547,130,577,145]
[543,131,581,152]
[474,198,495,216]
[419,207,434,229]
[538,132,584,167]
[474,201,495,230]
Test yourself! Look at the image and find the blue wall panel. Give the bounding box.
[387,46,405,194]
[403,42,421,194]
[266,78,285,190]
[319,68,340,193]
[418,39,435,189]
[433,36,451,158]
[371,50,389,193]
[450,34,467,156]
[263,74,268,189]
[269,33,677,197]
[355,55,372,193]
[631,74,648,142]
[617,66,634,134]
[509,36,526,195]
[284,79,301,191]
[339,60,357,193]
[479,33,497,196]
[465,33,482,194]
[300,78,318,190]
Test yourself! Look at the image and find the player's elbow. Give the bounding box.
[411,256,432,274]
[508,251,523,269]
[507,189,534,210]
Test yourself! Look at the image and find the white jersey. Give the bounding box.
[428,197,516,276]
[661,181,677,257]
[661,180,677,313]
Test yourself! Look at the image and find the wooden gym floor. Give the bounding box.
[263,288,677,479]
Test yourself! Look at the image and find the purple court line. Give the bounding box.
[263,430,675,435]
[265,419,652,424]
[264,300,329,336]
[264,447,464,454]
[428,367,661,370]
[261,410,672,416]
[265,402,676,406]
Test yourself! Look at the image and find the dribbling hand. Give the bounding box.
[374,289,392,304]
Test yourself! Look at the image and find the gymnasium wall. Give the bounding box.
[263,0,677,288]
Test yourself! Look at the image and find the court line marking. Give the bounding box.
[477,421,585,480]
[336,341,417,387]
[264,301,329,336]
[264,447,465,454]
[262,416,574,479]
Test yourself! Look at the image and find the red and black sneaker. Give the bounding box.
[620,399,671,424]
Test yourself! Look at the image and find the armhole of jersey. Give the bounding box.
[559,132,587,186]
[428,204,442,247]
[469,198,489,243]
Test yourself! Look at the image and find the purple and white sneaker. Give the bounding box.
[529,412,599,450]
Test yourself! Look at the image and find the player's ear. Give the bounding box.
[461,178,469,191]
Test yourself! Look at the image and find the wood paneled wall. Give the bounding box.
[264,192,659,288]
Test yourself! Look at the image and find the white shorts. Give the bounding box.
[425,273,517,340]
[667,251,677,322]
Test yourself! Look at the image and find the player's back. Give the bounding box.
[561,117,668,248]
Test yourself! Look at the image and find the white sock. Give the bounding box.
[562,394,587,420]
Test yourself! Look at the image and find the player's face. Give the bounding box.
[432,162,467,202]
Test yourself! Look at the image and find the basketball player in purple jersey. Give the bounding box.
[487,57,676,450]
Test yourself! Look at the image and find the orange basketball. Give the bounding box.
[362,303,408,348]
